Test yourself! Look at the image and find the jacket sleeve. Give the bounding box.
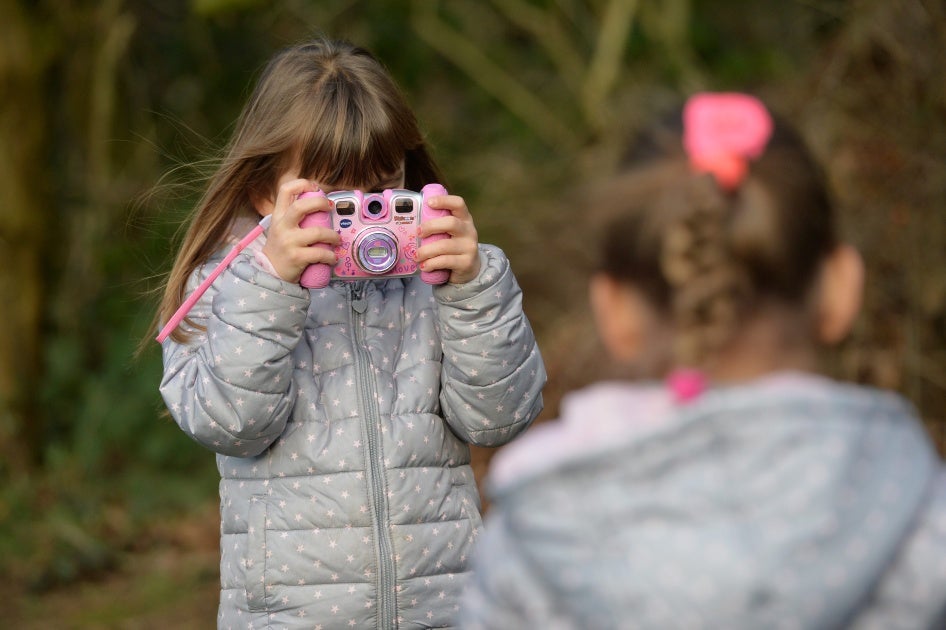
[433,244,546,446]
[159,253,310,457]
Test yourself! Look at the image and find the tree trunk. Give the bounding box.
[0,3,55,471]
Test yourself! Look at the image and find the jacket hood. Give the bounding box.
[485,373,938,629]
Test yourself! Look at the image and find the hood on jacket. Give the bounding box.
[483,373,939,629]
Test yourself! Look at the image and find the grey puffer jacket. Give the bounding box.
[160,241,545,629]
[460,374,946,630]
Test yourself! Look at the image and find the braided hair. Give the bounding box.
[595,94,837,372]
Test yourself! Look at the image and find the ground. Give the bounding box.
[7,502,220,629]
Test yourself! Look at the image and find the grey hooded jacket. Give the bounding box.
[461,374,946,630]
[160,242,545,629]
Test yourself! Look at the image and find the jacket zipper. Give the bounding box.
[349,283,397,629]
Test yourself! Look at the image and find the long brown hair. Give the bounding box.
[595,102,837,368]
[154,39,443,343]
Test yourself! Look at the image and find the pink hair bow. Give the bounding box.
[667,368,707,404]
[683,92,773,190]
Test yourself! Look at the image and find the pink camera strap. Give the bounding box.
[155,215,271,344]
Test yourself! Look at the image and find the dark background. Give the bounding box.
[2,1,944,626]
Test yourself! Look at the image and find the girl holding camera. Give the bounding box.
[155,38,545,629]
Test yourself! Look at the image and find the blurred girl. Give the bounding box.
[156,38,545,629]
[460,93,946,629]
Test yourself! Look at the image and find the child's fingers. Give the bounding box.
[423,194,471,219]
[298,225,340,249]
[262,181,341,281]
[295,239,338,266]
[416,232,469,260]
[269,179,310,217]
[418,253,465,273]
[415,192,480,283]
[418,215,466,239]
[418,247,481,285]
[416,229,479,281]
[264,228,337,280]
[270,180,329,226]
[418,202,477,241]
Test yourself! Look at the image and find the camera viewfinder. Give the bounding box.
[367,199,384,216]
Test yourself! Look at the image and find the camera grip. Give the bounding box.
[420,183,450,285]
[298,191,332,289]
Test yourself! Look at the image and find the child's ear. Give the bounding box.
[589,274,650,362]
[816,244,865,344]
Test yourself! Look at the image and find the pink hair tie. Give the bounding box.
[683,92,774,191]
[667,368,707,404]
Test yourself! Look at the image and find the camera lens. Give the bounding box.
[354,229,398,274]
[367,199,383,215]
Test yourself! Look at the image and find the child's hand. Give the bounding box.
[415,194,481,285]
[261,179,340,283]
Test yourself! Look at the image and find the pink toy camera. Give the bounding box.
[298,183,450,289]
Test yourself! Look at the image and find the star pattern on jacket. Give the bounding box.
[161,244,546,628]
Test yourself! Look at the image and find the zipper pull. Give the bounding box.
[351,284,368,314]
